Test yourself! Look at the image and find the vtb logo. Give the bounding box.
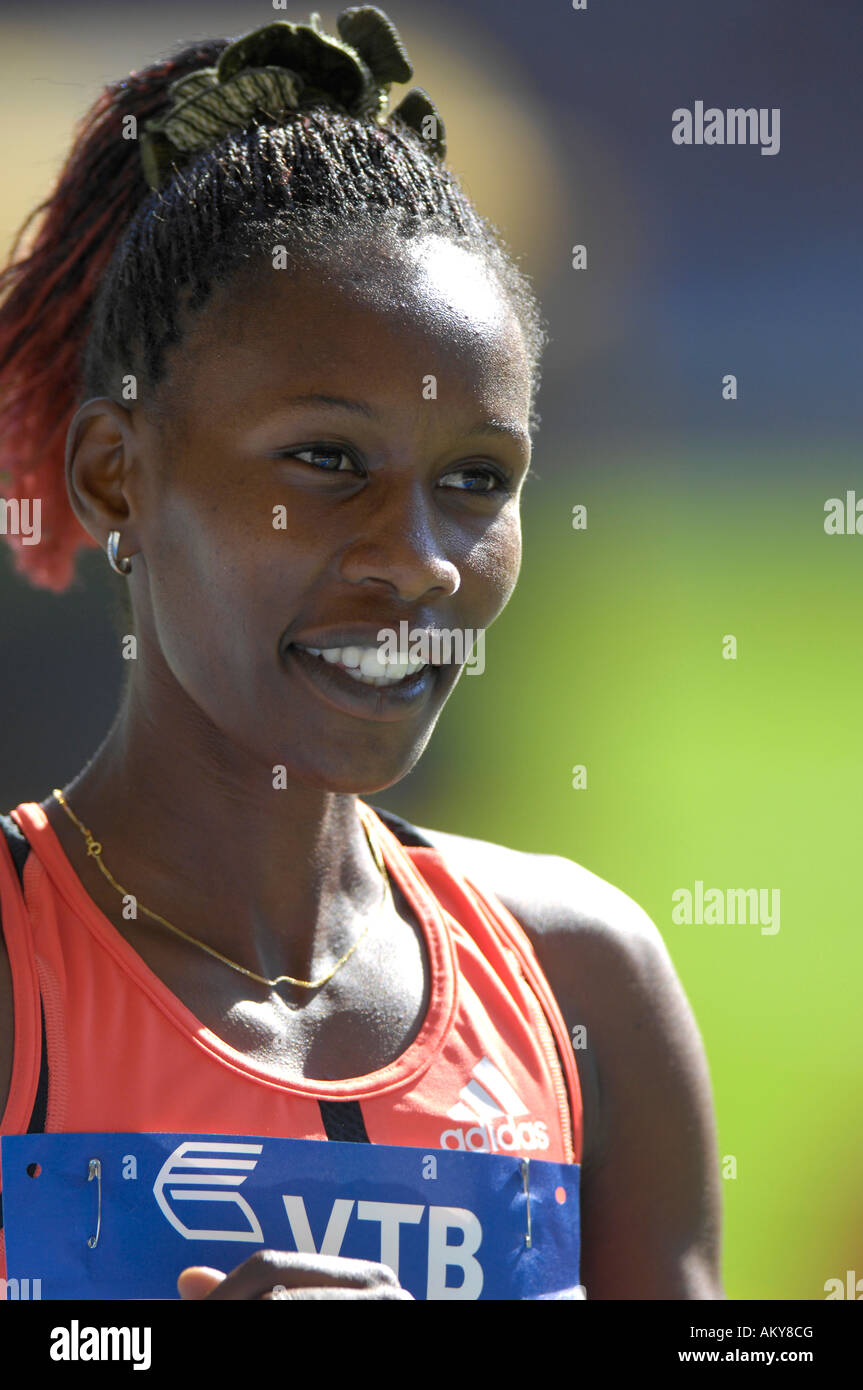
[153,1141,264,1242]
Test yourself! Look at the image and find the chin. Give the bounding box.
[278,734,435,796]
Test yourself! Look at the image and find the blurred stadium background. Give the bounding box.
[1,0,860,1299]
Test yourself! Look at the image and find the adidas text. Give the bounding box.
[440,1118,550,1153]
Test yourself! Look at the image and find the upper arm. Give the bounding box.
[414,828,724,1300]
[534,878,725,1299]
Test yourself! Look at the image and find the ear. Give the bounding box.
[65,397,140,562]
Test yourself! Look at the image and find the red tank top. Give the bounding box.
[0,799,582,1280]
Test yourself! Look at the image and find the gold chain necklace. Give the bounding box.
[52,787,391,990]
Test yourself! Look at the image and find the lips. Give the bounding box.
[281,640,440,722]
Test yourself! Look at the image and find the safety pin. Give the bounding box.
[87,1159,102,1249]
[520,1157,532,1249]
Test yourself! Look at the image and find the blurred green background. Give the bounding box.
[1,1,860,1300]
[385,453,863,1300]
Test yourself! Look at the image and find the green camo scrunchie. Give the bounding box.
[139,6,447,190]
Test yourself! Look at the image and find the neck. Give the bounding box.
[48,676,390,986]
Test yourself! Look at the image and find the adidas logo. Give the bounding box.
[439,1057,549,1153]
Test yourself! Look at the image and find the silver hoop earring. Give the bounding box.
[106,530,132,576]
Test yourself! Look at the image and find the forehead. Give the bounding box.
[166,234,530,422]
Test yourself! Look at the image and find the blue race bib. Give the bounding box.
[1,1132,582,1300]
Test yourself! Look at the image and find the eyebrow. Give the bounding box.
[283,393,530,445]
[287,393,376,417]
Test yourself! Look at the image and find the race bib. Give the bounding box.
[1,1132,582,1300]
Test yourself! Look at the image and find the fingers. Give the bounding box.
[260,1284,415,1301]
[196,1249,404,1301]
[177,1266,227,1300]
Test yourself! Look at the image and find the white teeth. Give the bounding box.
[359,649,388,678]
[295,644,426,686]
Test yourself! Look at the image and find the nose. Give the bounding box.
[338,476,461,601]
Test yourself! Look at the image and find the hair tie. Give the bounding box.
[139,6,447,191]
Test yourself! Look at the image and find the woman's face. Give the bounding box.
[125,233,533,792]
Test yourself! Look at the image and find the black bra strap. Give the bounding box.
[366,805,437,850]
[0,812,48,1159]
[25,1003,49,1135]
[0,812,31,882]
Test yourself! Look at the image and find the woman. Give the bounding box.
[0,8,723,1299]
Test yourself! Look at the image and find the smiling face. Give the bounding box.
[123,231,533,792]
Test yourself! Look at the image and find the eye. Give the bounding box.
[279,446,360,473]
[439,464,512,495]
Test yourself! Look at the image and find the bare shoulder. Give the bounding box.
[410,822,687,1093]
[413,822,725,1299]
[412,822,671,995]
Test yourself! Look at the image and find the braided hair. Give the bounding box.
[0,30,546,595]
